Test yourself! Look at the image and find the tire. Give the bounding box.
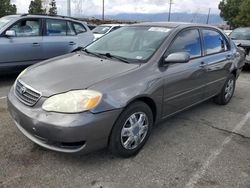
[214,74,236,105]
[109,101,153,158]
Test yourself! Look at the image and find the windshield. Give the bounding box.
[230,28,250,40]
[92,26,111,34]
[86,26,172,62]
[0,16,16,30]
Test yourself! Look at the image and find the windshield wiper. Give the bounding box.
[102,53,130,64]
[82,49,106,59]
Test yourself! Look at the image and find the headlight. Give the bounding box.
[42,90,102,113]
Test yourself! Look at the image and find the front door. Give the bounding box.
[0,18,43,71]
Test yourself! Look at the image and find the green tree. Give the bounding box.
[0,0,17,18]
[49,0,57,15]
[218,0,243,28]
[235,0,250,27]
[29,0,45,14]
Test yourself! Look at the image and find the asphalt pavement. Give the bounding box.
[0,70,250,188]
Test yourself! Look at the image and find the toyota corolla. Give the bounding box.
[8,22,244,158]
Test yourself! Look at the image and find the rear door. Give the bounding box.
[162,28,208,117]
[0,18,43,69]
[42,19,78,59]
[201,29,233,97]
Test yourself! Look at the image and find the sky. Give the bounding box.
[11,0,222,16]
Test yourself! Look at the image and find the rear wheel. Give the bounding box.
[109,101,153,158]
[214,74,236,105]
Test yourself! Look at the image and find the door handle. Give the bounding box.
[32,42,40,47]
[69,41,76,45]
[226,54,233,60]
[199,62,207,68]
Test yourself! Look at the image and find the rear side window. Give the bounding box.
[202,29,228,55]
[73,23,86,34]
[46,19,66,36]
[168,29,202,58]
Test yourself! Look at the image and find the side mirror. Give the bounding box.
[234,42,241,47]
[163,52,190,65]
[5,30,16,37]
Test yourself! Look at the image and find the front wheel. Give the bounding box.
[109,101,153,158]
[214,74,236,105]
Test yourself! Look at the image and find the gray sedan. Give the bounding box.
[8,22,245,158]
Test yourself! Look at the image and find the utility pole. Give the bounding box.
[206,8,211,24]
[168,0,173,22]
[102,0,105,21]
[67,0,71,16]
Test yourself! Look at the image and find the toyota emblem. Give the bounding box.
[20,86,27,94]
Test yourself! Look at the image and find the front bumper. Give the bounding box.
[8,87,122,154]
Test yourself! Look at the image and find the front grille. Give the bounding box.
[15,80,41,106]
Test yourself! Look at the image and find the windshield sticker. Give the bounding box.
[148,27,170,33]
[136,56,143,60]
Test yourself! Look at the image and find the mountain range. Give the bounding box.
[92,12,225,25]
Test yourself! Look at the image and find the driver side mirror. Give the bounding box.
[5,30,16,37]
[163,52,190,66]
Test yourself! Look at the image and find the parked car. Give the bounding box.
[92,24,126,40]
[87,24,96,30]
[224,30,232,36]
[230,27,250,66]
[8,22,245,158]
[0,14,94,73]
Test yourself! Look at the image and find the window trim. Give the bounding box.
[164,27,203,61]
[200,27,231,57]
[2,18,42,38]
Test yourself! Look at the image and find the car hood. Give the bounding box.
[93,33,104,40]
[20,52,140,97]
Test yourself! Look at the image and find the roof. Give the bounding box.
[131,22,219,29]
[98,24,127,27]
[17,14,86,23]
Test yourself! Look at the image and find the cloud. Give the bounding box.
[13,0,221,16]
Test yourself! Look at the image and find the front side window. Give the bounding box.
[46,19,66,36]
[167,29,202,58]
[202,29,228,55]
[86,26,172,61]
[9,19,40,37]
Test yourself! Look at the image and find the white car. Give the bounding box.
[224,30,232,36]
[92,24,127,40]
